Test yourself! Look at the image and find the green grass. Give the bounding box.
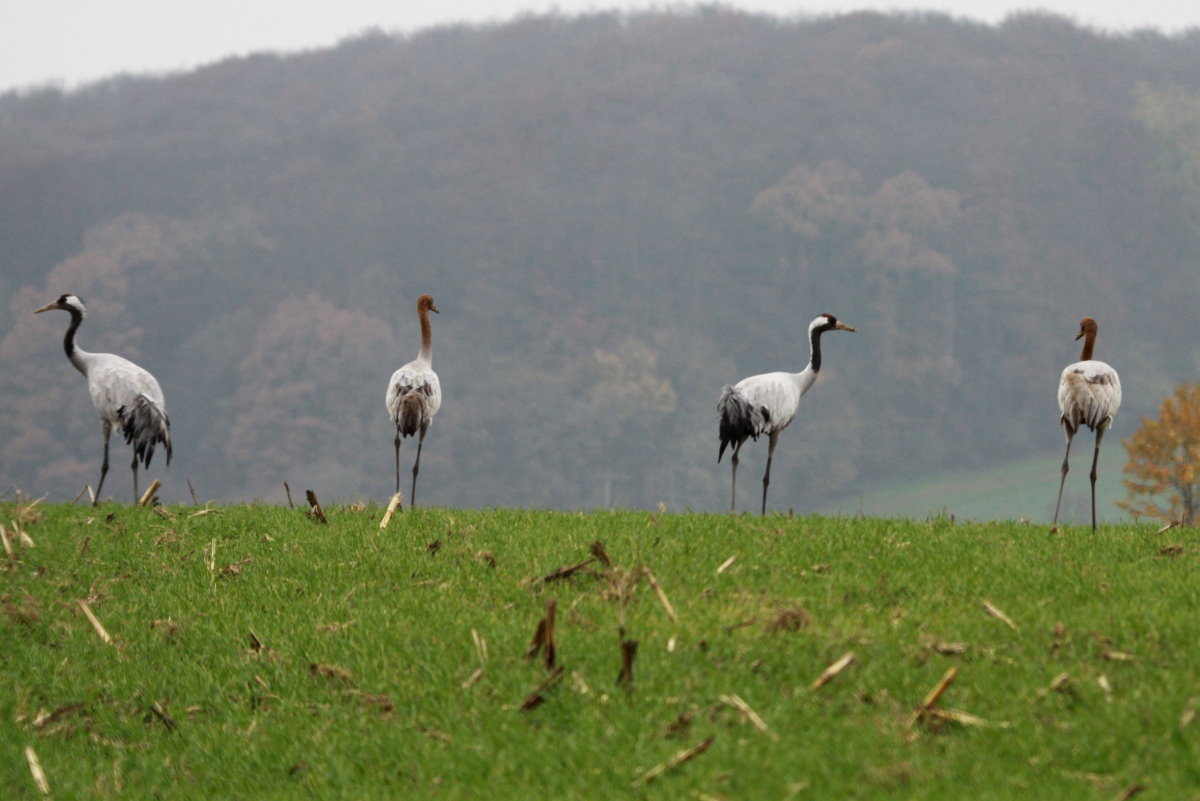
[3,501,1198,799]
[822,452,1129,523]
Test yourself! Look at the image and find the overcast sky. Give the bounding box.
[3,0,1198,93]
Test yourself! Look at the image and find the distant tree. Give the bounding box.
[7,11,1200,510]
[751,161,963,386]
[223,294,399,500]
[1117,382,1200,525]
[749,160,865,240]
[567,337,679,506]
[1134,84,1200,216]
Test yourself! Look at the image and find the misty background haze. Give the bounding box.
[3,8,1199,519]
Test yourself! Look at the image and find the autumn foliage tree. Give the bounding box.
[1118,383,1200,525]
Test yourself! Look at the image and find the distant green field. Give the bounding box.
[822,452,1130,523]
[3,501,1195,799]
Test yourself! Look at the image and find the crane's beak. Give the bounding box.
[835,321,856,332]
[34,302,58,314]
[1074,329,1084,341]
[429,304,440,314]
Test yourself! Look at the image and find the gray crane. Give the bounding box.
[718,313,856,514]
[36,293,172,504]
[386,294,442,505]
[1053,316,1122,532]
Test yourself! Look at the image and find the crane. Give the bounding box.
[35,293,172,504]
[718,313,856,514]
[386,294,442,506]
[1053,316,1122,532]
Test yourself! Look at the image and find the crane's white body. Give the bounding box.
[727,367,818,439]
[1052,317,1120,532]
[1057,360,1121,436]
[718,314,855,514]
[386,357,442,432]
[73,350,169,435]
[386,295,441,504]
[37,293,171,503]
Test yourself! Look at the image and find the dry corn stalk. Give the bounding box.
[719,693,773,736]
[541,557,596,582]
[982,600,1018,631]
[643,567,677,623]
[810,651,856,691]
[138,479,161,507]
[925,707,1000,728]
[471,628,488,664]
[909,666,958,727]
[78,600,112,644]
[461,667,484,689]
[305,490,327,523]
[1112,784,1146,801]
[589,540,612,567]
[617,628,638,688]
[379,492,403,529]
[632,737,714,786]
[519,664,564,711]
[25,746,49,794]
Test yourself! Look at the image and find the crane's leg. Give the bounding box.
[761,430,780,516]
[94,427,112,506]
[1088,427,1107,534]
[1052,428,1074,529]
[394,430,403,494]
[730,439,745,512]
[131,456,139,505]
[410,423,428,507]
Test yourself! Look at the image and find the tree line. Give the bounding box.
[2,9,1200,514]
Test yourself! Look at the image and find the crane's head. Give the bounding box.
[1075,317,1098,341]
[811,313,856,334]
[417,294,440,314]
[35,294,86,317]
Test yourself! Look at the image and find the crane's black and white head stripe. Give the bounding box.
[807,313,856,336]
[36,294,95,361]
[811,314,838,334]
[59,294,86,314]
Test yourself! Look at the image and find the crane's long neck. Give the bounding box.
[62,308,91,376]
[807,324,825,374]
[1079,329,1096,361]
[418,306,433,362]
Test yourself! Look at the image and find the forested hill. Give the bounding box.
[3,10,1200,514]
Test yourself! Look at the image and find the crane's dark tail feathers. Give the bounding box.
[119,395,172,468]
[396,388,431,438]
[717,384,764,462]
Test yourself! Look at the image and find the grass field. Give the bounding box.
[821,452,1129,523]
[3,499,1197,799]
